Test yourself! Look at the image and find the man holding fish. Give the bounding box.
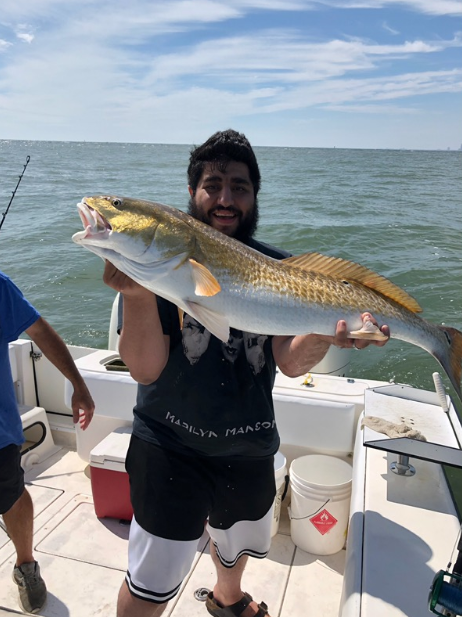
[99,130,389,617]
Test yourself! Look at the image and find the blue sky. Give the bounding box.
[0,0,461,149]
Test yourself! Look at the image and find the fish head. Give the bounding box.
[72,195,196,263]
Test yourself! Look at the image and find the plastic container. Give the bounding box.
[90,427,133,521]
[289,454,352,555]
[271,451,288,537]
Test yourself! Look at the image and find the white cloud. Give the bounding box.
[0,40,13,51]
[232,68,462,115]
[0,1,460,148]
[14,23,35,44]
[312,0,462,16]
[323,103,418,113]
[137,32,459,90]
[318,69,462,106]
[382,21,400,35]
[16,33,34,43]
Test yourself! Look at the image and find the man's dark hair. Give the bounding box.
[187,129,261,196]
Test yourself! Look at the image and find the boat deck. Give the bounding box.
[0,447,345,617]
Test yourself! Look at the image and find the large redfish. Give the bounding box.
[72,195,462,402]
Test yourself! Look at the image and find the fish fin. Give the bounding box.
[283,252,422,313]
[189,259,221,297]
[435,326,462,403]
[349,319,388,341]
[184,301,230,342]
[178,308,184,330]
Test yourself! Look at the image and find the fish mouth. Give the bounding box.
[73,200,112,242]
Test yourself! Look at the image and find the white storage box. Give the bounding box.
[65,350,137,461]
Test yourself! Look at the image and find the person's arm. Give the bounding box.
[103,261,169,384]
[273,312,390,378]
[25,317,95,429]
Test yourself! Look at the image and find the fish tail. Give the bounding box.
[436,326,462,402]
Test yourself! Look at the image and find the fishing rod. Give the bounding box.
[0,155,31,231]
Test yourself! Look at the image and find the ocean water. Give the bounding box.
[1,140,461,403]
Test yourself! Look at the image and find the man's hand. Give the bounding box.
[332,312,390,350]
[26,317,95,430]
[273,312,390,378]
[103,260,151,298]
[70,382,95,430]
[102,260,168,384]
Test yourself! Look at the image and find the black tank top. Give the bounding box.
[131,238,291,458]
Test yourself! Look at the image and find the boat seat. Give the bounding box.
[19,405,61,470]
[341,385,461,617]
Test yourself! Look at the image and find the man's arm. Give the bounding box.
[103,261,169,385]
[25,317,95,429]
[273,312,390,378]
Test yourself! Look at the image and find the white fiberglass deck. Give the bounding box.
[3,345,461,617]
[0,446,345,617]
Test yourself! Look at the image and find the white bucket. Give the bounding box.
[289,454,352,555]
[271,451,288,537]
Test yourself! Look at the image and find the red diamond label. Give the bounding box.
[310,508,338,535]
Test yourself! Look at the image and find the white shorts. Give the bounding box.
[125,506,273,604]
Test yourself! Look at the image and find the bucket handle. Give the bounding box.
[288,497,331,521]
[281,474,290,502]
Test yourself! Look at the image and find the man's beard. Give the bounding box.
[187,196,259,243]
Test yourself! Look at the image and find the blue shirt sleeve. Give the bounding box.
[0,271,40,343]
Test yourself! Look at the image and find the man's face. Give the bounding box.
[188,161,258,241]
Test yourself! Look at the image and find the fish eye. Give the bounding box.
[112,198,122,208]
